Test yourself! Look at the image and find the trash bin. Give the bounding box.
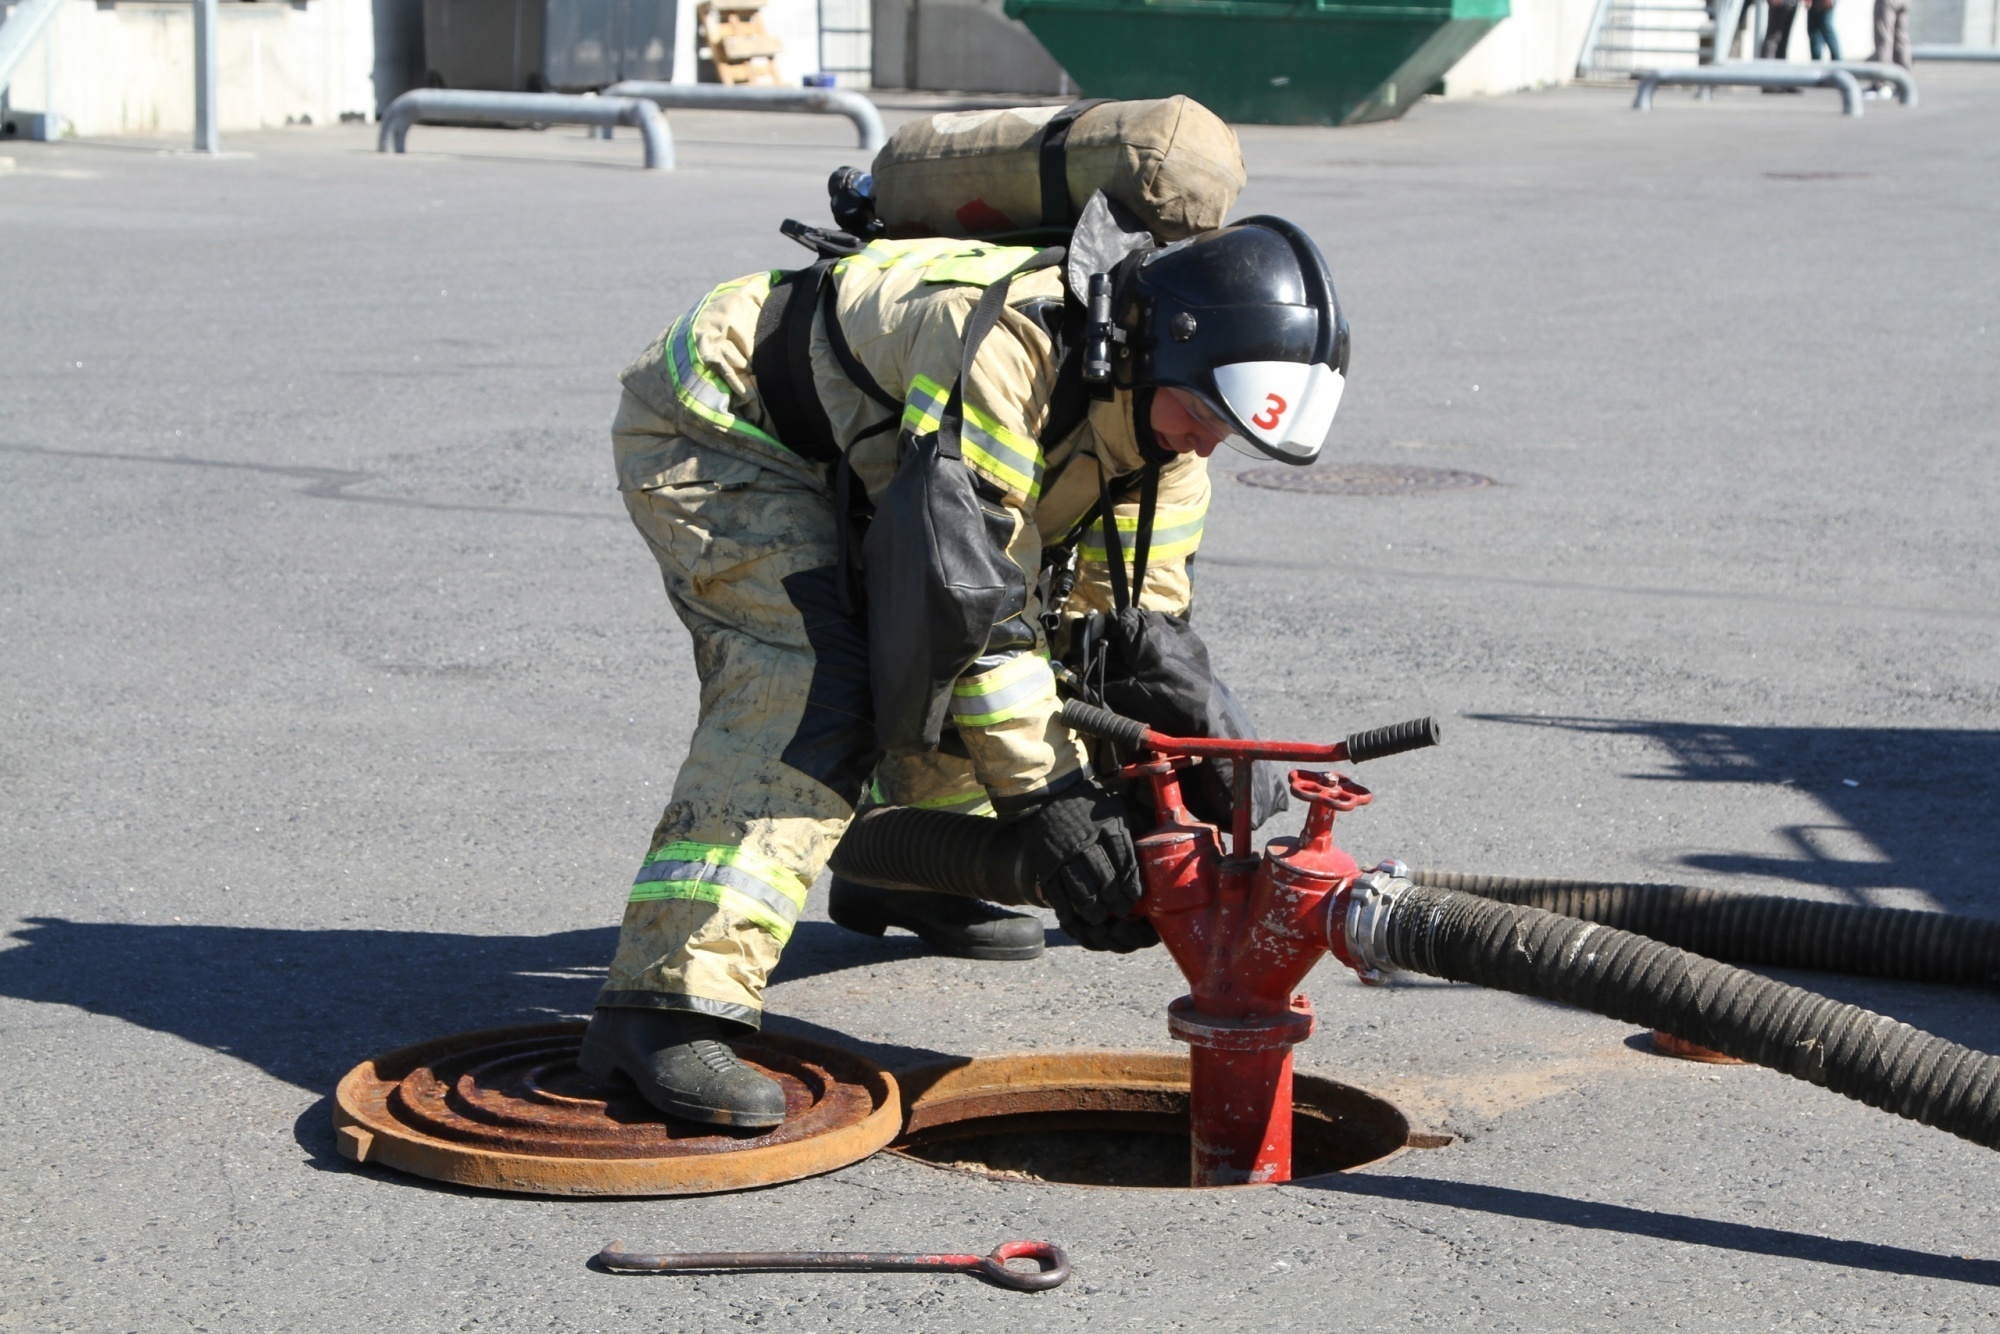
[422,0,677,91]
[1001,0,1507,125]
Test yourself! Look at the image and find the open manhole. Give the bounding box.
[891,1052,1427,1189]
[334,1022,899,1196]
[1238,463,1497,496]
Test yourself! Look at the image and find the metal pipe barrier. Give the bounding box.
[1914,44,2000,60]
[603,80,887,151]
[376,89,674,170]
[1633,64,1864,114]
[1823,60,1918,103]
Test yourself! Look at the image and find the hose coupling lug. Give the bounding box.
[1343,867,1413,982]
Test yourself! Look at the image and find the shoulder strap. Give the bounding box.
[749,261,841,465]
[1036,310,1093,449]
[1131,461,1159,598]
[1085,458,1162,614]
[1095,466,1130,611]
[1038,99,1113,229]
[819,275,901,418]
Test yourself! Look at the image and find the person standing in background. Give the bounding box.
[1870,0,1912,87]
[1761,0,1801,68]
[1807,0,1843,59]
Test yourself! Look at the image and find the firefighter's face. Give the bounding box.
[1150,386,1233,457]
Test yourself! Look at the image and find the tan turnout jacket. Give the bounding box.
[615,237,1211,803]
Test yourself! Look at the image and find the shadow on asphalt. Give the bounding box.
[1473,717,2000,909]
[1300,1172,2000,1287]
[0,916,972,1095]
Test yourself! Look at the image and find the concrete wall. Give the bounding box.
[870,0,1071,93]
[1444,0,1596,93]
[2,0,828,139]
[4,0,376,134]
[1915,0,2000,44]
[1444,0,1909,96]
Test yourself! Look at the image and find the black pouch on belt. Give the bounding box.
[862,250,1062,753]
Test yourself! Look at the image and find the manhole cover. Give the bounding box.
[1645,1030,1747,1065]
[1237,463,1497,496]
[334,1022,899,1196]
[891,1052,1427,1189]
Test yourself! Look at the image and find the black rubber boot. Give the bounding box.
[827,875,1045,961]
[577,1007,787,1129]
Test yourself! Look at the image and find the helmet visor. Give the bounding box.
[1209,360,1346,465]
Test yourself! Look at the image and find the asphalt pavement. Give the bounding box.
[3,73,1998,1331]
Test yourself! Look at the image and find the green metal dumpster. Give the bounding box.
[1001,0,1508,125]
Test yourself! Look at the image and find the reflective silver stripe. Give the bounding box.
[951,654,1056,725]
[903,375,949,435]
[663,280,783,449]
[1083,506,1207,562]
[630,857,803,928]
[666,310,731,416]
[961,415,1044,499]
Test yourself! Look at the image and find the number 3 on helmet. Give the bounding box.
[1111,214,1350,466]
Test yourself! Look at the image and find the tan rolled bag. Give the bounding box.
[864,96,1245,243]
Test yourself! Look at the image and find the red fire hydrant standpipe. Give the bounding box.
[1057,700,1441,1186]
[832,702,2000,1176]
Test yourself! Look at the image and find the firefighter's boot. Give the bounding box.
[578,1007,787,1128]
[828,875,1045,961]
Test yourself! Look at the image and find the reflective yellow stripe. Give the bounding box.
[961,399,1043,500]
[667,275,784,451]
[627,840,807,943]
[838,238,966,275]
[836,238,1039,287]
[923,246,1041,287]
[951,652,1056,727]
[908,788,996,817]
[1082,500,1209,566]
[902,374,949,436]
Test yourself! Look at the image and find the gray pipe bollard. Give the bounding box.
[603,81,887,152]
[376,90,675,170]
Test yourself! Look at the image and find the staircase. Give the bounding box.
[0,0,66,98]
[1577,0,1755,79]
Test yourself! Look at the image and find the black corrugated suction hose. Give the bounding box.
[1371,883,2000,1150]
[1410,868,2000,986]
[827,806,1038,906]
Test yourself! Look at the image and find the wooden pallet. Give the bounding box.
[698,0,783,86]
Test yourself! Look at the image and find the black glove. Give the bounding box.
[1017,782,1158,954]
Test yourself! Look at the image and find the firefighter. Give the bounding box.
[579,218,1350,1126]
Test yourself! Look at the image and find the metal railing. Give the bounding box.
[602,80,887,151]
[1821,60,1918,102]
[376,89,674,170]
[1632,63,1865,113]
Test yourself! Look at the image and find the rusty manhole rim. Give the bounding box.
[1237,462,1499,496]
[334,1021,901,1197]
[888,1050,1428,1191]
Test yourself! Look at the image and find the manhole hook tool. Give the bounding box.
[593,1238,1071,1291]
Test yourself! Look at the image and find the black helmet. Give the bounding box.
[1106,217,1349,465]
